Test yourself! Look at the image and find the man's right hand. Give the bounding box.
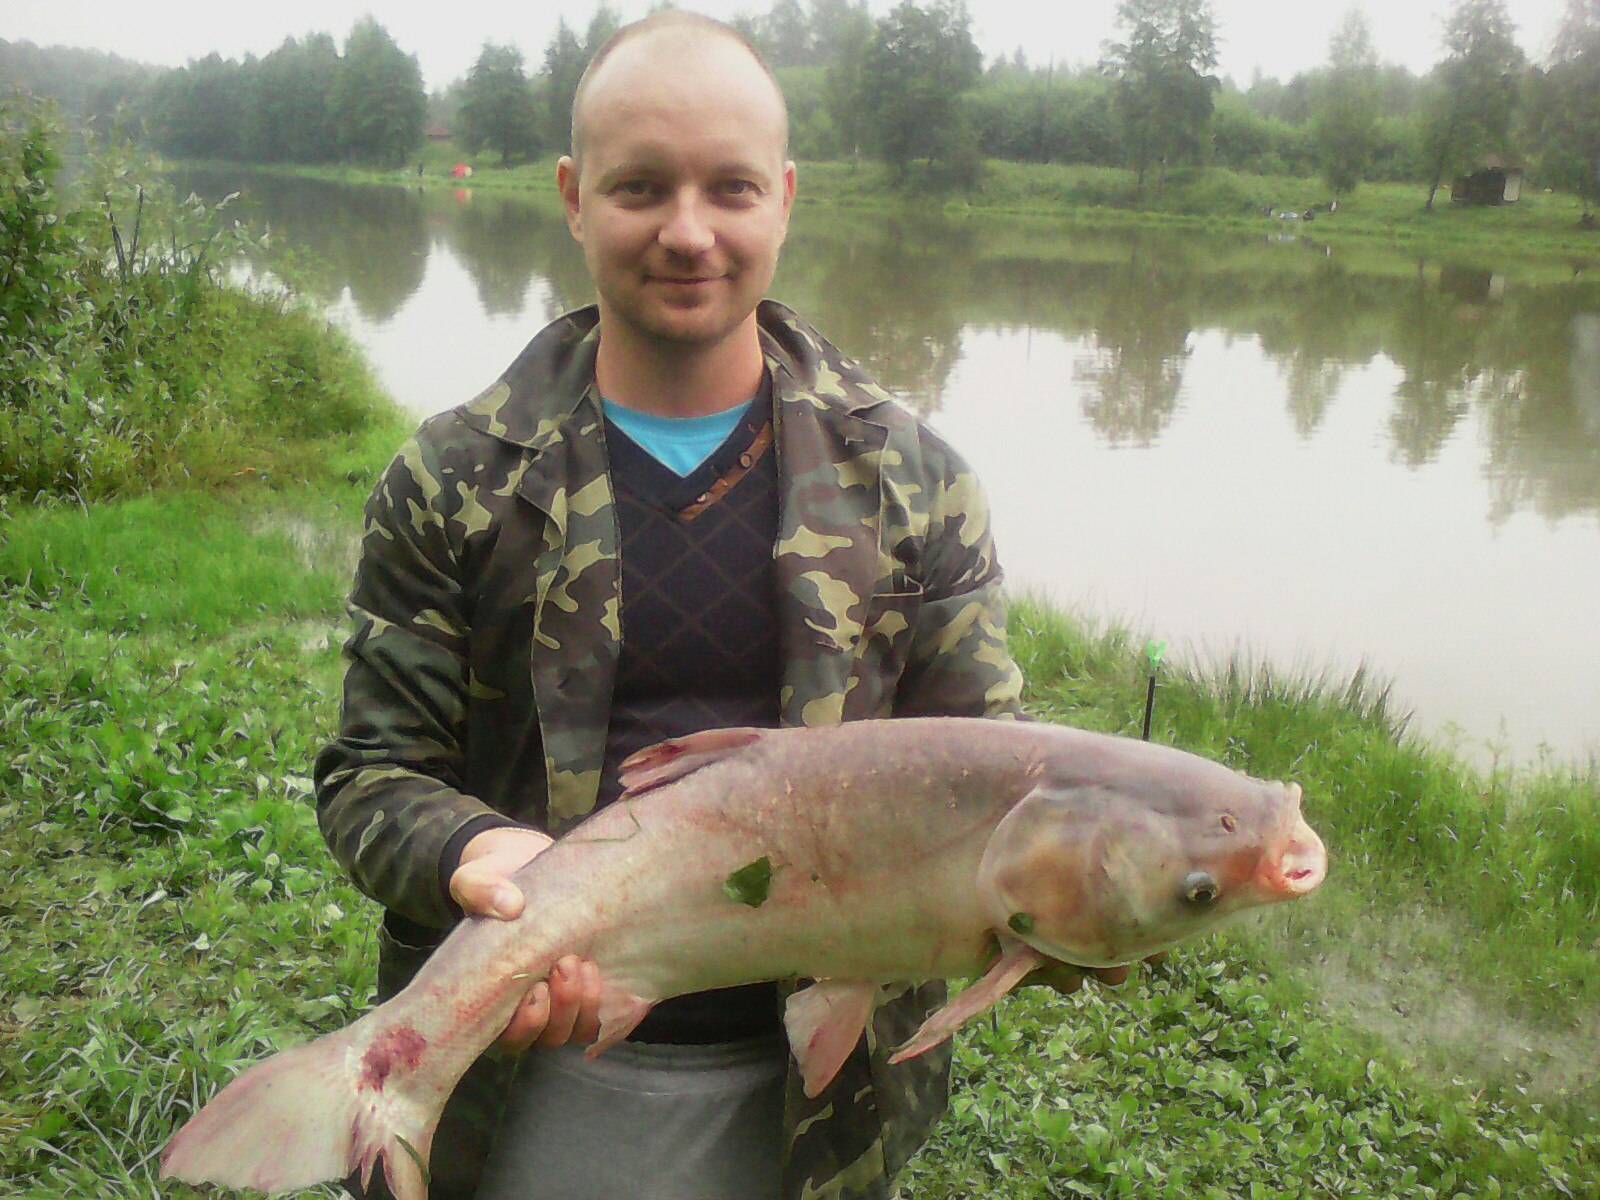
[448,827,604,1054]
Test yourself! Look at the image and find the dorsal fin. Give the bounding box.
[618,727,769,797]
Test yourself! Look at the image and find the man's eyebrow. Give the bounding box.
[595,155,776,189]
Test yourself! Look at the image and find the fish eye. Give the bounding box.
[1184,871,1219,905]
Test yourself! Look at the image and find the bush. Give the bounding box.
[0,99,389,503]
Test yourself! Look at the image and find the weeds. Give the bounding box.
[0,99,394,503]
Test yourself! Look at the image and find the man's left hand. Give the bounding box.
[1027,952,1167,995]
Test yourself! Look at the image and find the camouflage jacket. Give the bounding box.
[315,300,1025,1200]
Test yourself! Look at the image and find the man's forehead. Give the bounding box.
[587,25,770,94]
[575,26,786,155]
[581,85,786,174]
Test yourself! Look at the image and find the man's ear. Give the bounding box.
[777,160,797,245]
[556,156,583,241]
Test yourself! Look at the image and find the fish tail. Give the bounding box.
[160,1010,450,1200]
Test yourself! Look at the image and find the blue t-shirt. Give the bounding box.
[601,398,754,477]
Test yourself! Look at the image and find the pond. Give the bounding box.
[185,169,1600,769]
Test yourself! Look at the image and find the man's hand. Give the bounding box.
[1026,952,1168,996]
[448,827,604,1053]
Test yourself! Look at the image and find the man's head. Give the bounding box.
[556,12,797,354]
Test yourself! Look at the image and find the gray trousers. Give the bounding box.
[360,930,787,1200]
[476,1034,789,1200]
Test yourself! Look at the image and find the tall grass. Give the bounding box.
[1010,597,1600,1023]
[0,99,395,505]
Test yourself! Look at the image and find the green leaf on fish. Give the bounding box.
[724,856,774,908]
[1008,911,1035,935]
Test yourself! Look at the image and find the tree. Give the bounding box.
[249,35,341,163]
[1310,9,1381,198]
[1528,0,1600,215]
[819,0,875,162]
[1419,0,1523,210]
[811,0,872,64]
[542,18,587,152]
[857,0,983,180]
[541,6,620,152]
[335,18,426,167]
[1101,0,1220,197]
[460,43,540,165]
[148,54,249,160]
[763,0,816,67]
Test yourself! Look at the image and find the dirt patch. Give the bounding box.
[247,511,361,579]
[1263,904,1600,1109]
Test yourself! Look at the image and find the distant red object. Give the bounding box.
[450,163,474,180]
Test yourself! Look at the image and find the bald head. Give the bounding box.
[570,11,789,169]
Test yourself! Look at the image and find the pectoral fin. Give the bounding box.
[783,980,880,1098]
[586,985,656,1058]
[888,940,1046,1064]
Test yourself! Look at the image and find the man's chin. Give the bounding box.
[636,306,747,348]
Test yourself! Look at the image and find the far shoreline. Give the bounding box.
[166,150,1600,264]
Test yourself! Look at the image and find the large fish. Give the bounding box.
[161,717,1327,1199]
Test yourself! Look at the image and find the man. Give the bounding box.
[316,13,1127,1200]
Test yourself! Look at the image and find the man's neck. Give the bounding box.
[594,315,765,418]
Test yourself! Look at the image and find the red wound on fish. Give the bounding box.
[358,1027,428,1091]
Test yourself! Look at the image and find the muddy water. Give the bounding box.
[187,170,1600,768]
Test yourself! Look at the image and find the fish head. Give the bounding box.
[977,761,1327,968]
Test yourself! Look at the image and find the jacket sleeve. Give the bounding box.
[892,437,1026,721]
[313,428,507,930]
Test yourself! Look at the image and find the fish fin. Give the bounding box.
[784,980,880,1098]
[161,1017,444,1200]
[618,727,769,797]
[887,941,1045,1065]
[586,986,656,1057]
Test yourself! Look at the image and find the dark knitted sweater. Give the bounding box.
[436,384,784,1042]
[603,386,783,1042]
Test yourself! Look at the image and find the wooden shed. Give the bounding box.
[1450,163,1523,206]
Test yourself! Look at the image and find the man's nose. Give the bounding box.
[658,192,716,256]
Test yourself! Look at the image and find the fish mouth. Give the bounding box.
[1262,783,1328,898]
[1275,820,1327,895]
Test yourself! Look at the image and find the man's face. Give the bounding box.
[557,36,796,353]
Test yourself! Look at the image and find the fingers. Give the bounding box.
[571,959,603,1046]
[450,859,525,920]
[494,982,551,1054]
[534,957,586,1049]
[1090,964,1132,988]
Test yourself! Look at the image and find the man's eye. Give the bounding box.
[721,180,758,197]
[617,181,655,198]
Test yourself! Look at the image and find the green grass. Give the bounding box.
[3,514,1598,1195]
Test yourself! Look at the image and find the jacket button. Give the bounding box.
[697,493,710,504]
[739,453,752,467]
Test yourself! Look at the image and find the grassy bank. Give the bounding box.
[3,491,1597,1194]
[210,142,1600,262]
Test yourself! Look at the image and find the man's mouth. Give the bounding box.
[650,275,720,286]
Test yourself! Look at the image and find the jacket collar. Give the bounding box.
[457,300,893,452]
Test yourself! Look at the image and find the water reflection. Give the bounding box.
[188,168,1600,527]
[171,168,1600,763]
[225,173,431,321]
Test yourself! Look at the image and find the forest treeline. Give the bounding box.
[4,0,1599,209]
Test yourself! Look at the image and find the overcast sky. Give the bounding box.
[3,0,1572,91]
